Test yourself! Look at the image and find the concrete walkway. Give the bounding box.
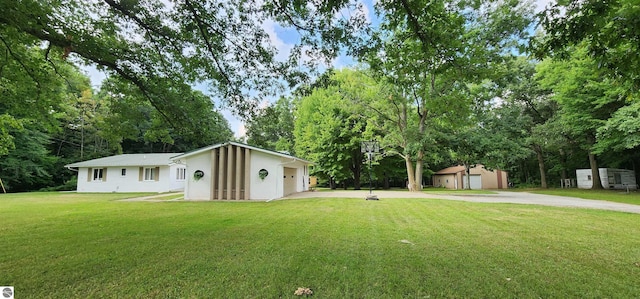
[283,190,640,214]
[119,192,183,202]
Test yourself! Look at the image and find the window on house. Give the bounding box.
[144,167,155,181]
[587,175,592,181]
[176,168,186,181]
[93,168,103,181]
[121,168,127,176]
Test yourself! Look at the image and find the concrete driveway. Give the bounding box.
[283,190,640,214]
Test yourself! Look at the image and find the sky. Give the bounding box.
[82,0,554,139]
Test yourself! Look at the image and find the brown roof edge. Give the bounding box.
[435,165,466,174]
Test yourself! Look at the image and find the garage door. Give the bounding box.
[463,175,482,190]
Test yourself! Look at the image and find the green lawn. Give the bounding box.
[1,192,639,298]
[523,188,640,205]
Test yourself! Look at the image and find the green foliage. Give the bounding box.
[596,101,640,152]
[0,124,58,192]
[535,0,640,90]
[536,47,626,148]
[0,0,366,121]
[0,114,22,156]
[99,78,233,153]
[294,69,377,189]
[245,97,296,155]
[357,0,535,190]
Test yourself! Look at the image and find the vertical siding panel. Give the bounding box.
[226,144,233,200]
[244,148,251,200]
[235,145,242,200]
[211,148,217,200]
[217,146,225,200]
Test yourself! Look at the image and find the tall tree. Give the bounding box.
[361,0,534,191]
[294,69,378,189]
[536,46,627,189]
[245,97,296,155]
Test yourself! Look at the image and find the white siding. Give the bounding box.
[169,164,187,191]
[75,165,182,193]
[250,151,282,200]
[179,144,310,200]
[184,151,212,200]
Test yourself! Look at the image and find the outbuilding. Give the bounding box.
[432,165,508,190]
[576,168,637,190]
[65,153,186,193]
[171,142,311,201]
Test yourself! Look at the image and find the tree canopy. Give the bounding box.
[2,0,640,191]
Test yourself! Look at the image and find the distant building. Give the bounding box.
[432,165,508,190]
[576,168,637,190]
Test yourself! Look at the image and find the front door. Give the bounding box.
[283,167,297,196]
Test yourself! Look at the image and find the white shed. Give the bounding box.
[65,153,186,193]
[576,168,637,190]
[171,142,311,201]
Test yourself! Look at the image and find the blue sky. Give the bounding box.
[82,0,553,139]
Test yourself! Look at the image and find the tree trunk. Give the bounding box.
[352,153,361,190]
[534,145,548,189]
[588,152,604,189]
[329,177,336,190]
[464,164,471,190]
[405,155,417,191]
[383,172,390,189]
[414,150,424,190]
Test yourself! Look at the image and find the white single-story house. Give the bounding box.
[576,168,638,190]
[171,142,311,201]
[432,165,508,190]
[65,153,186,193]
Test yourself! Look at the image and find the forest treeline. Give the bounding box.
[1,0,638,191]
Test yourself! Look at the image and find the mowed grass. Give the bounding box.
[1,193,640,298]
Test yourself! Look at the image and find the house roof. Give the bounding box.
[171,141,312,164]
[65,153,182,168]
[434,165,466,175]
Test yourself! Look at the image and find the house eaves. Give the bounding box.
[171,141,312,164]
[65,153,183,169]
